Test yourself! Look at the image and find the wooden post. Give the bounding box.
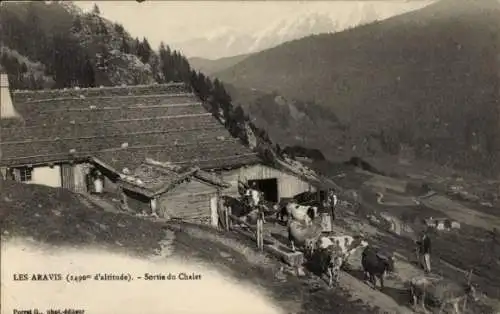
[256,210,264,251]
[120,187,128,210]
[256,219,263,251]
[0,167,7,180]
[330,204,335,229]
[151,197,158,216]
[227,205,232,230]
[224,204,230,231]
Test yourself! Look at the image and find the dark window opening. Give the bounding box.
[319,190,327,202]
[248,178,278,203]
[19,167,33,182]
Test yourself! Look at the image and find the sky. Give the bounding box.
[74,1,434,48]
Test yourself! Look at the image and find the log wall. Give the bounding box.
[158,178,219,224]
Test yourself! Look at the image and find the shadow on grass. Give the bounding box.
[347,268,414,310]
[168,221,377,314]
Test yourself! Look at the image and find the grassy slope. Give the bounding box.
[0,180,164,256]
[0,180,377,313]
[215,0,500,175]
[330,164,500,300]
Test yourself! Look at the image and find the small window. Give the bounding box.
[19,167,33,182]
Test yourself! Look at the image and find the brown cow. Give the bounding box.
[409,271,479,314]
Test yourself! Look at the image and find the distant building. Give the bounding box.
[0,72,316,225]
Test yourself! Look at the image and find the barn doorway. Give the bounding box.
[248,178,278,203]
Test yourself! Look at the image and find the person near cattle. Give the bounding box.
[327,189,338,220]
[484,227,499,266]
[416,231,432,273]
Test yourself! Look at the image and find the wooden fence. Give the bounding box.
[218,205,304,267]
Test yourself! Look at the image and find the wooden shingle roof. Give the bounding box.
[0,83,260,170]
[118,161,230,198]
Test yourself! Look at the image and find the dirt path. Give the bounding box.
[419,195,500,231]
[376,192,420,207]
[85,190,497,313]
[267,218,420,313]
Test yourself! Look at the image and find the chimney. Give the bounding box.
[0,73,20,118]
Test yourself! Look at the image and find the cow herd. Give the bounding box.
[233,185,482,313]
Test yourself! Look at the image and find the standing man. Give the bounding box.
[484,227,499,266]
[417,230,432,273]
[328,189,338,220]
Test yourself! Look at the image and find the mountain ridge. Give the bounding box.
[214,0,500,176]
[172,2,433,59]
[189,54,249,76]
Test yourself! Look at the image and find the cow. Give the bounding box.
[287,219,322,255]
[409,271,479,314]
[330,235,369,257]
[245,187,262,208]
[317,235,368,269]
[279,202,318,225]
[361,246,395,290]
[310,245,344,287]
[222,196,252,218]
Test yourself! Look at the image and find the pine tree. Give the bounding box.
[137,37,152,64]
[158,42,171,82]
[114,23,125,35]
[120,37,130,54]
[25,3,46,61]
[133,37,141,54]
[92,4,101,15]
[80,54,95,87]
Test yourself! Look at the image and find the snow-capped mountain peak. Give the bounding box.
[172,2,434,59]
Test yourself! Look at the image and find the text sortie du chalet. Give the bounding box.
[13,272,203,282]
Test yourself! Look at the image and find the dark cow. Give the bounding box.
[222,196,252,218]
[309,246,344,287]
[361,246,395,290]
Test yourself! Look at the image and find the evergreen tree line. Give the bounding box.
[0,2,277,161]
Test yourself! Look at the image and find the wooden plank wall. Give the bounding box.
[73,163,88,193]
[158,178,218,223]
[103,175,119,194]
[221,164,315,200]
[60,164,75,191]
[124,189,151,214]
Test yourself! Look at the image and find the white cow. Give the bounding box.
[317,235,368,265]
[285,202,317,225]
[287,219,323,254]
[245,188,262,207]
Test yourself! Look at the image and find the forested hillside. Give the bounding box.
[0,1,276,165]
[215,0,500,176]
[189,54,249,76]
[224,84,344,155]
